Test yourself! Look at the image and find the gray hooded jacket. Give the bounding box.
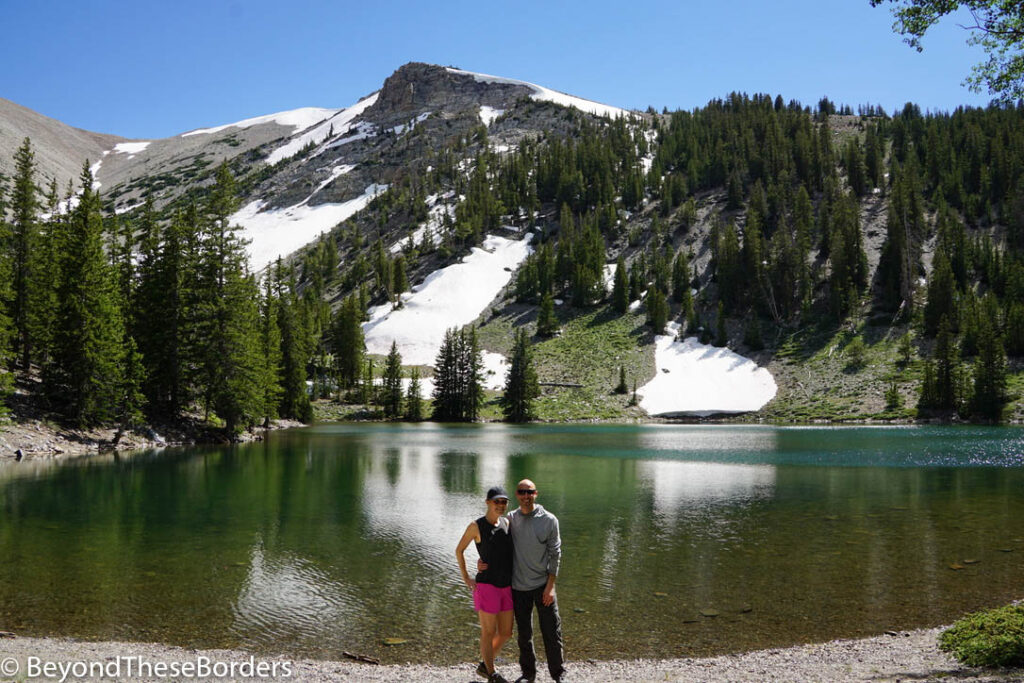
[508,504,561,591]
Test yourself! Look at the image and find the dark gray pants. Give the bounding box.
[512,585,564,681]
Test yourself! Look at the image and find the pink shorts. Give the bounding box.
[473,583,513,614]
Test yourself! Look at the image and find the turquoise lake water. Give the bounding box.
[0,423,1022,664]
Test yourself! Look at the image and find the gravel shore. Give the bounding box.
[2,628,1023,682]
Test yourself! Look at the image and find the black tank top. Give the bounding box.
[474,515,513,588]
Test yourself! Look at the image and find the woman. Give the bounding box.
[456,485,514,683]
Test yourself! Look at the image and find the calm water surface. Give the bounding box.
[1,424,1023,664]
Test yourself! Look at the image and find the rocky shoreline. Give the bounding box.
[0,628,1022,682]
[0,415,305,464]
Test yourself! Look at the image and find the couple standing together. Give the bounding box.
[456,479,566,683]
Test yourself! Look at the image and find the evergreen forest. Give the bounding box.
[1,90,1023,438]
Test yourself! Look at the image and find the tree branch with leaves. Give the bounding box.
[871,0,1024,101]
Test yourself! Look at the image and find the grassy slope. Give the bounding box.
[476,302,653,421]
[754,320,922,422]
[316,303,1024,424]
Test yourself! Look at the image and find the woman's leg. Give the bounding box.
[478,610,498,674]
[492,608,514,658]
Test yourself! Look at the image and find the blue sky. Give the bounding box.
[2,0,992,140]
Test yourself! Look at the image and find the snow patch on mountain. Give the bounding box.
[326,122,377,149]
[364,234,534,375]
[392,112,431,135]
[113,141,151,156]
[603,263,617,293]
[303,164,355,203]
[637,322,777,416]
[480,352,510,391]
[232,183,386,270]
[266,94,379,165]
[447,68,629,119]
[479,106,504,126]
[389,193,455,254]
[182,107,339,139]
[89,156,104,190]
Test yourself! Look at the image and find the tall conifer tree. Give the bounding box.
[382,341,404,419]
[612,255,629,313]
[10,138,39,368]
[259,274,283,426]
[405,368,423,421]
[501,328,539,422]
[0,173,12,408]
[200,164,264,437]
[48,163,125,425]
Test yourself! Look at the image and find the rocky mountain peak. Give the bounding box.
[370,62,532,121]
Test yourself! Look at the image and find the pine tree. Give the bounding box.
[47,163,125,425]
[1005,302,1024,357]
[614,365,628,394]
[918,359,939,410]
[382,341,404,419]
[933,315,958,410]
[10,138,39,368]
[0,173,12,409]
[898,332,914,366]
[462,327,484,421]
[112,335,146,446]
[970,323,1007,422]
[405,367,423,421]
[923,251,957,336]
[258,275,283,426]
[392,254,409,300]
[110,212,135,326]
[432,328,460,421]
[361,357,376,407]
[26,178,61,370]
[714,221,743,312]
[331,294,365,390]
[501,328,539,422]
[885,382,902,411]
[136,204,193,418]
[274,262,313,421]
[431,327,483,421]
[715,301,728,347]
[611,255,629,313]
[828,193,868,318]
[537,293,558,337]
[646,288,668,334]
[877,158,925,313]
[743,316,764,350]
[200,164,265,437]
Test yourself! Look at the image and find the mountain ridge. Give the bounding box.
[2,62,1021,428]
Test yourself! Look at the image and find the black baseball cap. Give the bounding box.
[486,486,510,501]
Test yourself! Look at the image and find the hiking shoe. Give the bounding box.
[488,673,509,683]
[476,661,489,678]
[513,677,534,683]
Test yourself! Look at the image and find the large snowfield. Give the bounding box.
[637,322,777,416]
[232,182,385,270]
[266,93,380,165]
[181,107,339,138]
[363,234,534,388]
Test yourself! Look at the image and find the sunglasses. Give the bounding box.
[517,488,537,495]
[490,499,509,504]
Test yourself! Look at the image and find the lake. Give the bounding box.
[1,423,1023,664]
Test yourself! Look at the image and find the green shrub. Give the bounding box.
[939,603,1024,668]
[844,336,867,370]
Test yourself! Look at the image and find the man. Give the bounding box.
[482,478,565,682]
